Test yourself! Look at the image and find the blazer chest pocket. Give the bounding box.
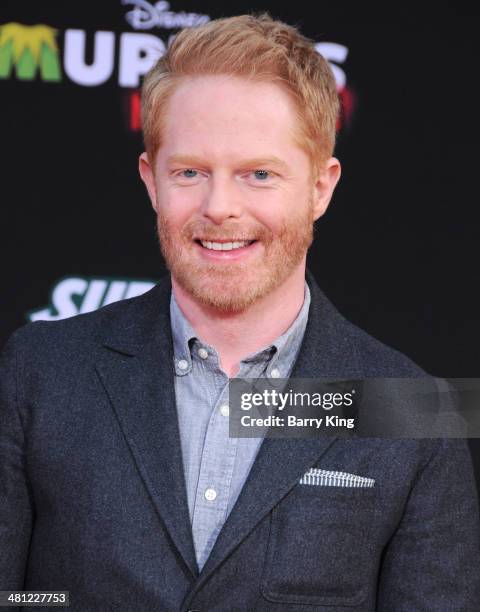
[261,481,377,607]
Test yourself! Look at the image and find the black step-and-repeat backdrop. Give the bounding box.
[2,3,479,480]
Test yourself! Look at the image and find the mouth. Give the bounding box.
[193,238,260,261]
[194,239,257,251]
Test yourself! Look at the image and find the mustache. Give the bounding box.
[180,220,273,242]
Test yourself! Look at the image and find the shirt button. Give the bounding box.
[204,488,217,501]
[220,404,229,417]
[198,347,209,359]
[270,367,281,378]
[177,359,189,370]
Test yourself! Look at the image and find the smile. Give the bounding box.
[198,239,255,251]
[193,238,260,260]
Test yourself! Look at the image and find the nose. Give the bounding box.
[200,174,243,225]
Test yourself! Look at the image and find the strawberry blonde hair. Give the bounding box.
[141,12,339,179]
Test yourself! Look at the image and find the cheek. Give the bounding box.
[156,188,199,226]
[248,199,290,234]
[256,214,284,236]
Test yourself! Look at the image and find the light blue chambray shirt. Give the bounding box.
[170,281,311,571]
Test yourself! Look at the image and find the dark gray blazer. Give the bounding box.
[1,269,479,611]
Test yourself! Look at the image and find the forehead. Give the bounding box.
[158,75,304,164]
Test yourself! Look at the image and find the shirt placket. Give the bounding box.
[190,354,238,569]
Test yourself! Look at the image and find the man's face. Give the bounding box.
[140,75,340,312]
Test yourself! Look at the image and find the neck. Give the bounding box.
[171,264,307,377]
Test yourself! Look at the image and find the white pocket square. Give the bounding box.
[299,468,375,488]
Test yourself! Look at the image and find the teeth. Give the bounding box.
[200,240,252,251]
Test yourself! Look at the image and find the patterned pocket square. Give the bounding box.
[300,468,375,488]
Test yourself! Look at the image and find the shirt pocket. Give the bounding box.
[260,482,378,607]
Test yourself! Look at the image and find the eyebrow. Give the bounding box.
[165,154,290,171]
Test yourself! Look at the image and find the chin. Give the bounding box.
[173,264,276,312]
[189,274,265,312]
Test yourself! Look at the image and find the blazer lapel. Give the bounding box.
[195,269,364,587]
[95,275,198,578]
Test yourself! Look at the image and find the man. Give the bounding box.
[1,13,479,612]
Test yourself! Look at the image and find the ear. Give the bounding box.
[139,152,158,213]
[311,157,341,221]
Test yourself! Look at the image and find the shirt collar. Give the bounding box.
[170,280,311,377]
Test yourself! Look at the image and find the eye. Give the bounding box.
[251,169,271,181]
[178,169,198,179]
